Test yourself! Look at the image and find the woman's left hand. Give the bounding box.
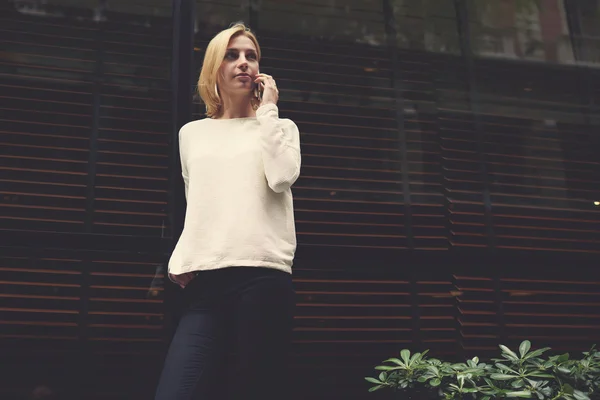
[255,73,279,107]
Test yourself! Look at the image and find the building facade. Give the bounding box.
[1,0,599,398]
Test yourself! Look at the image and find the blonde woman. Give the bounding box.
[154,23,301,399]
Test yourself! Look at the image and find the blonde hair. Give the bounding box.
[198,23,261,118]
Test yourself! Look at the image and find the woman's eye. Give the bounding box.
[225,52,237,60]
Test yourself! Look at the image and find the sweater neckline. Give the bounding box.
[209,116,257,121]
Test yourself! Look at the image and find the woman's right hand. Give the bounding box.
[169,272,196,288]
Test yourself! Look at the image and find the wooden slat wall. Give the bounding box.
[2,0,600,398]
[0,236,168,399]
[435,53,490,248]
[456,267,600,358]
[0,14,94,232]
[263,37,406,250]
[473,59,600,254]
[1,1,172,399]
[400,49,448,251]
[93,19,171,237]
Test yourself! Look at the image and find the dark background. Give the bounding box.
[1,0,599,399]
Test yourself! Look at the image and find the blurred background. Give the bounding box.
[0,0,599,399]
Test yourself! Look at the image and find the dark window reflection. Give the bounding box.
[195,0,249,35]
[259,0,387,46]
[466,0,575,63]
[392,0,460,53]
[573,0,600,65]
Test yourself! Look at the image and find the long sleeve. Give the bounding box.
[256,104,301,193]
[179,126,189,201]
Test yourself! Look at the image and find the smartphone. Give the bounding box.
[253,80,263,101]
[253,70,263,101]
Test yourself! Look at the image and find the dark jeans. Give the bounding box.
[155,266,295,400]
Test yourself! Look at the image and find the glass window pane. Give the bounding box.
[259,0,387,46]
[467,0,575,64]
[9,0,172,18]
[391,0,461,54]
[196,0,250,36]
[574,0,600,65]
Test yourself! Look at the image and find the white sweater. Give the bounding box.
[168,104,301,277]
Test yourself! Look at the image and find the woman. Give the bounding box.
[154,23,301,399]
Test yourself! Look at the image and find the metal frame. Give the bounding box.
[165,0,196,337]
[453,0,496,250]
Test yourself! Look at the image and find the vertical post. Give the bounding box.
[453,0,495,249]
[563,0,584,62]
[77,20,106,396]
[382,0,419,350]
[166,0,196,338]
[84,19,104,232]
[563,0,596,127]
[249,0,259,31]
[382,0,414,251]
[454,0,505,345]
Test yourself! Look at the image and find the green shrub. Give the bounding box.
[366,341,599,400]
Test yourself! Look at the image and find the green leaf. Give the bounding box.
[520,341,531,358]
[528,372,554,379]
[365,377,382,384]
[383,357,404,366]
[563,384,575,394]
[482,396,491,400]
[573,390,590,400]
[409,352,422,366]
[506,391,533,398]
[375,365,400,371]
[378,371,387,381]
[491,373,517,380]
[431,378,441,387]
[496,363,519,374]
[512,379,525,388]
[427,365,440,375]
[500,345,520,361]
[557,366,572,375]
[557,353,570,363]
[368,385,384,392]
[524,348,551,360]
[401,349,411,364]
[484,378,496,387]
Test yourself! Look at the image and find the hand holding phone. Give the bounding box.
[254,72,279,107]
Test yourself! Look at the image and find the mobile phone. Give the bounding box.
[253,81,263,101]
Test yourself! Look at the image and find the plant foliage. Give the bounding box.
[366,341,600,400]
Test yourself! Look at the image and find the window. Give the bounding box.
[259,0,387,46]
[570,0,600,65]
[467,0,575,64]
[391,0,461,54]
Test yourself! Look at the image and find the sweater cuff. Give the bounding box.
[256,103,278,117]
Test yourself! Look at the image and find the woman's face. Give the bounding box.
[217,34,259,97]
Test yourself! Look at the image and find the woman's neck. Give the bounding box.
[218,94,256,119]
